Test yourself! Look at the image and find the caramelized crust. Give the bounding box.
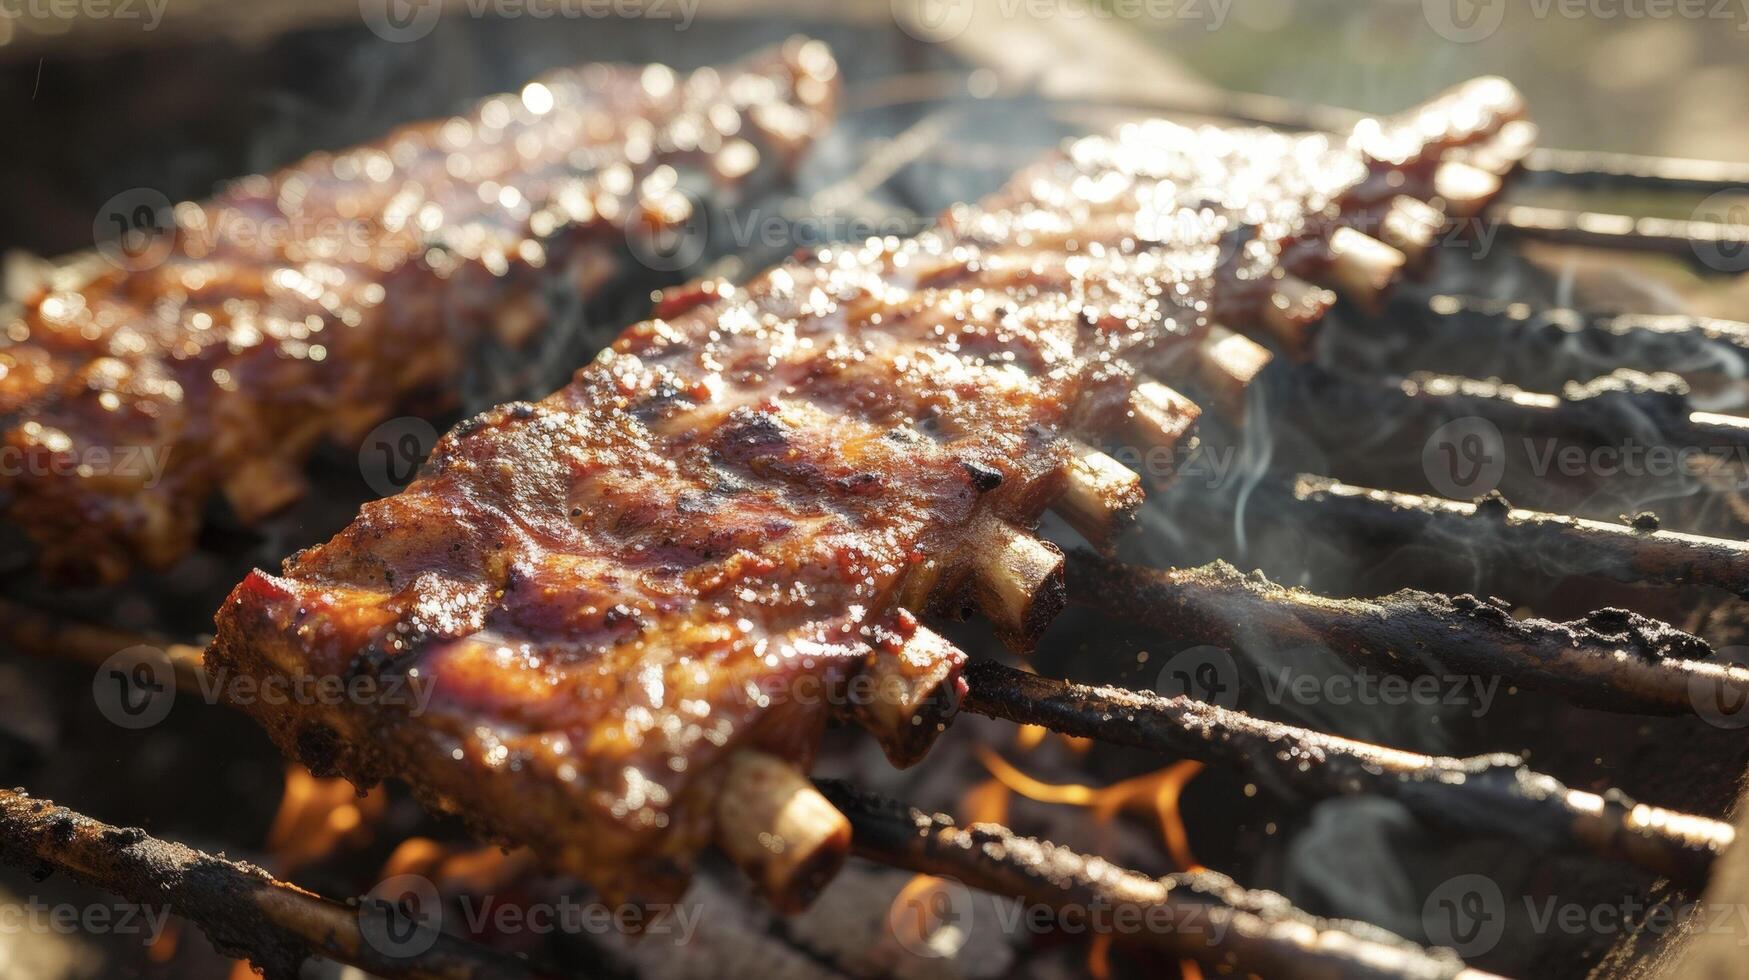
[209,78,1530,905]
[0,39,839,583]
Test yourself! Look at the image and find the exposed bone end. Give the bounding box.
[1382,196,1445,266]
[1154,326,1272,424]
[1434,160,1503,220]
[1459,119,1540,178]
[895,555,947,617]
[969,515,1067,651]
[1197,327,1272,421]
[1326,227,1405,311]
[1055,441,1144,549]
[846,616,967,768]
[715,749,852,914]
[1126,379,1203,488]
[1258,276,1335,359]
[1129,379,1202,446]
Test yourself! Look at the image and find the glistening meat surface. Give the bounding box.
[0,39,838,583]
[209,77,1531,907]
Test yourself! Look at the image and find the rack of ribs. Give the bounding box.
[209,77,1530,909]
[0,38,839,583]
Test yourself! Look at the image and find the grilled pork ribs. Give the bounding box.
[210,76,1531,908]
[1,39,839,582]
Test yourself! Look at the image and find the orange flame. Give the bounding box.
[975,742,1207,977]
[973,745,1204,870]
[146,919,180,964]
[960,777,1011,826]
[265,765,386,874]
[379,835,532,893]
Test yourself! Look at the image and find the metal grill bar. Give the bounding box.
[1279,363,1749,465]
[1518,149,1749,196]
[1497,204,1749,261]
[958,660,1732,885]
[0,789,539,980]
[818,779,1494,980]
[1063,549,1749,719]
[1286,475,1749,597]
[1396,295,1749,365]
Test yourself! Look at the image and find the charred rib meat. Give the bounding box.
[209,78,1531,908]
[0,39,839,583]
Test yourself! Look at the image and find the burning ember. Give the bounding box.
[264,766,386,875]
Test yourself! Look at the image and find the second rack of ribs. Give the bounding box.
[0,40,839,583]
[209,77,1528,908]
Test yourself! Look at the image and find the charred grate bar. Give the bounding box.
[1284,475,1749,598]
[0,788,542,980]
[957,660,1733,886]
[818,779,1499,980]
[1062,548,1749,719]
[1402,294,1749,365]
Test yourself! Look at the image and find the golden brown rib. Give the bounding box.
[1,39,840,583]
[209,77,1531,908]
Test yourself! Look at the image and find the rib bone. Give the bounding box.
[1257,275,1336,357]
[1054,440,1144,548]
[1434,160,1503,218]
[1325,227,1405,309]
[842,616,967,768]
[1155,324,1272,421]
[1381,195,1445,264]
[968,515,1068,649]
[1127,378,1202,454]
[714,750,852,914]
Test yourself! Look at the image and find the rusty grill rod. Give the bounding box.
[1064,549,1749,719]
[0,788,542,980]
[1286,475,1749,597]
[816,779,1498,980]
[958,660,1732,886]
[1280,363,1749,466]
[1495,204,1749,263]
[1396,294,1749,367]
